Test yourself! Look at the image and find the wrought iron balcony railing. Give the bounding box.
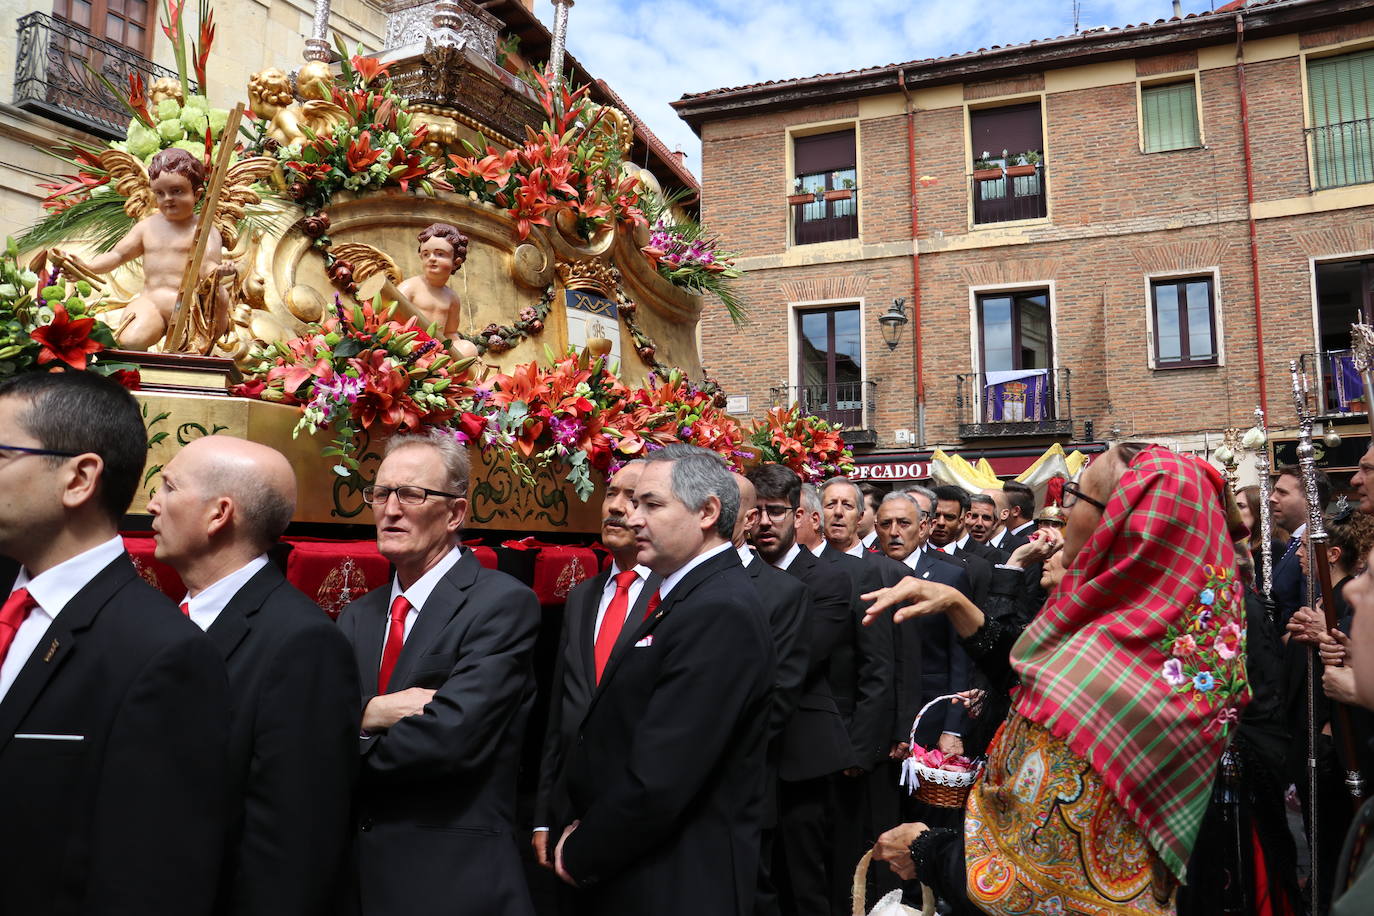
[972,166,1048,225]
[1306,118,1374,191]
[770,380,876,437]
[955,367,1073,438]
[13,12,182,139]
[790,189,859,245]
[1299,349,1368,416]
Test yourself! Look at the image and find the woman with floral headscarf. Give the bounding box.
[865,444,1251,915]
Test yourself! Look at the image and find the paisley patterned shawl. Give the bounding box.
[1009,445,1251,880]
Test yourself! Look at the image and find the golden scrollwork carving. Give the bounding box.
[584,105,633,172]
[555,258,620,299]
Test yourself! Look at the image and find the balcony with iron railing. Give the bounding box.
[972,165,1047,225]
[955,367,1073,438]
[1299,349,1370,416]
[789,188,859,245]
[13,12,183,139]
[770,380,877,445]
[1306,118,1374,191]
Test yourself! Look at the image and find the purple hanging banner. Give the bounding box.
[983,369,1048,422]
[1330,350,1362,412]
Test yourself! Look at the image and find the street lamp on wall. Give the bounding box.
[878,298,908,351]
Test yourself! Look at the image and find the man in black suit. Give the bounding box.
[1271,465,1326,625]
[749,463,855,916]
[337,431,540,916]
[733,472,811,916]
[991,480,1036,551]
[874,492,971,763]
[858,481,882,552]
[533,460,661,871]
[148,435,360,916]
[556,445,774,915]
[0,371,231,915]
[965,493,1010,561]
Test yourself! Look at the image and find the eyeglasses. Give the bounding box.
[0,443,80,460]
[1061,480,1108,513]
[758,503,797,521]
[362,484,463,506]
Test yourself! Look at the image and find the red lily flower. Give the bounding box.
[160,0,185,40]
[31,304,102,370]
[346,131,384,173]
[350,55,392,87]
[286,159,334,182]
[193,10,215,87]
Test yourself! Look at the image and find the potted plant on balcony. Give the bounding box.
[824,174,856,202]
[973,152,1003,181]
[1006,150,1041,178]
[788,177,818,206]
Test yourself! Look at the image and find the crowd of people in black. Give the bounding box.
[2,369,1373,916]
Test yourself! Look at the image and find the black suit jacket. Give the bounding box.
[0,555,231,915]
[818,543,895,770]
[743,551,811,742]
[208,563,361,916]
[337,549,541,916]
[535,566,661,836]
[562,547,774,916]
[899,551,973,742]
[992,528,1030,554]
[945,543,994,610]
[777,546,857,782]
[1272,537,1304,625]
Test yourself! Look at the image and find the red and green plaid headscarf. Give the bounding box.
[1010,445,1251,880]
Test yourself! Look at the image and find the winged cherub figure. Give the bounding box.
[247,67,347,151]
[51,147,276,351]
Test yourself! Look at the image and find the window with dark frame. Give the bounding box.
[792,129,858,245]
[969,102,1046,225]
[796,305,863,428]
[1150,277,1218,368]
[975,289,1055,422]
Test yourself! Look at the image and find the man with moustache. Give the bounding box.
[147,436,359,916]
[555,445,774,915]
[0,371,230,915]
[532,461,661,873]
[732,472,811,916]
[337,432,540,916]
[748,463,855,916]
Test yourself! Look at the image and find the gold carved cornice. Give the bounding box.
[556,258,621,299]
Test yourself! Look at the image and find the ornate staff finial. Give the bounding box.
[549,0,575,86]
[1351,323,1374,438]
[304,0,333,62]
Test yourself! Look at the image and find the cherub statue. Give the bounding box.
[247,67,347,150]
[50,147,276,352]
[397,223,469,338]
[148,76,185,108]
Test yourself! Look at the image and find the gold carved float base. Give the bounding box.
[130,389,602,533]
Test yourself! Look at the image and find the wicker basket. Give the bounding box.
[851,850,931,916]
[901,694,983,810]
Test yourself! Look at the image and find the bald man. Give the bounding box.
[148,436,360,916]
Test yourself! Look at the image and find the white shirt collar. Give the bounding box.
[861,530,877,548]
[772,542,802,571]
[808,541,825,557]
[842,541,865,557]
[1293,523,1308,540]
[11,535,125,619]
[388,545,463,612]
[657,541,732,602]
[181,555,270,632]
[737,545,755,567]
[603,561,651,588]
[989,528,1007,547]
[940,539,958,555]
[1011,520,1035,536]
[903,550,921,570]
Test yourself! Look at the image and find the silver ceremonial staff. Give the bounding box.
[1252,408,1275,613]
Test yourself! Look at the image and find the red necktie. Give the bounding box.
[643,589,661,620]
[179,602,190,617]
[0,588,40,668]
[377,595,412,695]
[594,570,639,683]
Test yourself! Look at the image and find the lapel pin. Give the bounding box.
[42,639,59,662]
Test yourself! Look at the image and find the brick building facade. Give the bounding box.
[674,0,1374,480]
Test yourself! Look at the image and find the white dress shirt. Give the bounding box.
[1,536,125,702]
[1011,520,1035,538]
[844,542,866,558]
[384,545,464,651]
[180,555,269,632]
[591,562,651,636]
[737,546,755,567]
[861,531,878,549]
[657,542,733,603]
[988,527,1008,549]
[941,534,972,555]
[772,543,802,571]
[809,542,825,557]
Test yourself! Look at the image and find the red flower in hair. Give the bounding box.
[30,304,102,370]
